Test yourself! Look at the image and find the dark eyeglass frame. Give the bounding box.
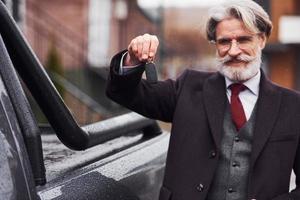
[210,33,261,52]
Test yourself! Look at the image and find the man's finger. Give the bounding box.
[149,35,159,59]
[129,38,138,55]
[136,36,144,61]
[141,34,151,61]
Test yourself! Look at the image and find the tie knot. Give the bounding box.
[229,83,246,95]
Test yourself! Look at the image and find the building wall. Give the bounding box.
[88,0,112,67]
[269,51,296,88]
[2,0,25,27]
[25,0,156,70]
[25,0,88,69]
[162,7,215,78]
[109,0,158,59]
[24,0,157,122]
[267,0,300,89]
[269,0,296,43]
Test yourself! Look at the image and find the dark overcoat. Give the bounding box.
[106,51,300,200]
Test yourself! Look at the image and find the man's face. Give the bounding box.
[215,18,266,81]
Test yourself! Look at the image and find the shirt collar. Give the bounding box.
[225,70,261,96]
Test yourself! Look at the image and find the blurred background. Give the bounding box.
[2,0,300,126]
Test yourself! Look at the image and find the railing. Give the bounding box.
[50,72,112,125]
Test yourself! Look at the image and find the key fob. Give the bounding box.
[145,62,158,84]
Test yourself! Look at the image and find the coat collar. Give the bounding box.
[202,70,282,165]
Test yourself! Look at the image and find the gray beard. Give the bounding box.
[217,50,262,82]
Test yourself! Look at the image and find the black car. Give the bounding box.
[0,2,169,199]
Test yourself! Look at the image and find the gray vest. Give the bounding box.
[206,103,257,200]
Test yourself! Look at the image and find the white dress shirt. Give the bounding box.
[119,51,140,74]
[225,71,261,120]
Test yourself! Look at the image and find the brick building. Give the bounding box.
[5,0,300,89]
[24,0,159,69]
[22,0,159,124]
[158,0,300,90]
[262,0,300,90]
[5,0,300,124]
[1,0,25,26]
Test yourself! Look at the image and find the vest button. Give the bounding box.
[232,161,239,167]
[234,136,240,142]
[196,183,204,192]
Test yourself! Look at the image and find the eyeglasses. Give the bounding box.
[212,35,258,53]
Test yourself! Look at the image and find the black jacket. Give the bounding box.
[106,51,300,200]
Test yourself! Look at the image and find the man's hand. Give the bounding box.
[124,33,159,66]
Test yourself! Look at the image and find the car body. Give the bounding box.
[0,2,168,199]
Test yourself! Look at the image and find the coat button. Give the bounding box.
[196,183,204,192]
[234,136,240,142]
[232,161,239,167]
[209,150,217,158]
[228,187,234,193]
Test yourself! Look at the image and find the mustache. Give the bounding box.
[217,54,257,64]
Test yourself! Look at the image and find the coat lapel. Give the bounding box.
[250,71,282,168]
[203,72,227,149]
[202,71,282,161]
[203,70,282,162]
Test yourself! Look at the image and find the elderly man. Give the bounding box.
[106,0,300,199]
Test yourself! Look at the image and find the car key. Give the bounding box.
[145,61,158,84]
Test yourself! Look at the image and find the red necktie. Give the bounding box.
[229,83,247,131]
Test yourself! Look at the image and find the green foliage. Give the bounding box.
[46,43,65,98]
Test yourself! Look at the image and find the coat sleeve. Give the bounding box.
[271,139,300,200]
[105,50,188,122]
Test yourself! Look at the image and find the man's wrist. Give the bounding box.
[119,51,142,75]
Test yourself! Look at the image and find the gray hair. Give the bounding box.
[206,0,273,41]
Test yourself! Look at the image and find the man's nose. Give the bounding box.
[228,41,242,57]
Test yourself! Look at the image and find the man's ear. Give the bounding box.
[258,34,267,49]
